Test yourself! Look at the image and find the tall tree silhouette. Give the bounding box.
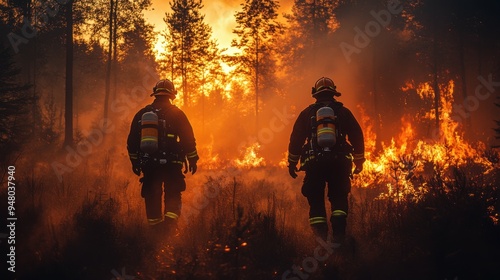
[83,0,152,120]
[164,0,213,108]
[282,0,336,76]
[231,0,282,131]
[103,0,114,128]
[64,0,74,146]
[120,17,158,93]
[0,46,32,163]
[333,0,406,152]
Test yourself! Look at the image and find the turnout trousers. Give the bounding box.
[141,164,186,227]
[301,155,352,241]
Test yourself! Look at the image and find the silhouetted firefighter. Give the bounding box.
[287,77,365,246]
[127,79,199,234]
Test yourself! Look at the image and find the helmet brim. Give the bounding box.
[313,89,341,97]
[150,91,176,99]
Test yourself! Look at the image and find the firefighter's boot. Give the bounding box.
[148,218,165,239]
[309,217,328,241]
[331,210,347,247]
[163,212,179,236]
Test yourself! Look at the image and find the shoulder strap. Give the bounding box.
[307,103,323,118]
[144,104,154,111]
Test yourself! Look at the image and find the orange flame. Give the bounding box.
[234,142,265,168]
[355,80,494,202]
[197,135,223,170]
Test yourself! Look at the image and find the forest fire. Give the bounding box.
[353,80,496,203]
[195,78,496,206]
[197,136,222,170]
[2,0,500,279]
[233,142,266,168]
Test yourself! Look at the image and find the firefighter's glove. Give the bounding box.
[353,158,365,175]
[131,160,141,176]
[288,163,299,179]
[188,159,198,175]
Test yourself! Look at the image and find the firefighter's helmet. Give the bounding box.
[312,77,341,98]
[151,79,177,99]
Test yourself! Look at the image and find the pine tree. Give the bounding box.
[164,0,213,107]
[0,46,32,163]
[64,0,74,146]
[282,0,336,76]
[81,0,153,120]
[401,0,500,137]
[120,17,157,81]
[231,0,283,131]
[0,1,32,164]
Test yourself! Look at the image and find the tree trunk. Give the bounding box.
[372,40,382,153]
[312,0,317,62]
[33,6,39,139]
[476,36,483,77]
[181,15,188,107]
[182,43,188,107]
[171,53,174,82]
[432,26,440,137]
[64,0,74,147]
[104,0,114,125]
[458,24,469,135]
[255,33,259,135]
[201,73,205,137]
[112,0,118,102]
[182,63,187,107]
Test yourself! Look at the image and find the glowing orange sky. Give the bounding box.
[144,0,294,54]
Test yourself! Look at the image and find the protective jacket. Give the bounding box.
[127,98,198,165]
[288,98,364,169]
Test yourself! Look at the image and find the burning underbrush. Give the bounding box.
[2,79,499,279]
[7,148,499,279]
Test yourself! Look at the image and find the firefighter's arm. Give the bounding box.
[287,110,309,178]
[344,108,365,174]
[177,111,199,174]
[127,112,142,176]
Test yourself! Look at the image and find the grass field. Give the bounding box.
[1,144,498,280]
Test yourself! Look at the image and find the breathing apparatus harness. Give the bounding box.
[139,105,187,171]
[300,101,353,170]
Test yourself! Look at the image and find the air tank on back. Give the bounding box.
[316,106,337,148]
[140,111,159,154]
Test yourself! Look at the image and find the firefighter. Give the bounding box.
[287,77,365,245]
[127,79,199,234]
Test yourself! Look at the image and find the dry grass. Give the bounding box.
[1,144,499,279]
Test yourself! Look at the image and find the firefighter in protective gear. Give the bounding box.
[287,77,365,245]
[127,79,199,233]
